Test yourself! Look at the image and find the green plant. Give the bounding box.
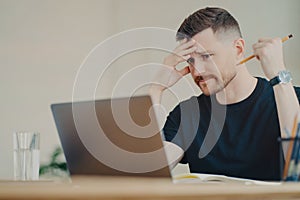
[39,147,69,177]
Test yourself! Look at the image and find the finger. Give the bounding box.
[258,37,271,43]
[173,55,190,65]
[176,46,197,57]
[181,54,191,61]
[168,54,190,66]
[178,66,190,76]
[252,42,265,50]
[252,48,262,60]
[177,39,196,51]
[179,38,187,44]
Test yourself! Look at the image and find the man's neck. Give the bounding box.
[216,65,257,105]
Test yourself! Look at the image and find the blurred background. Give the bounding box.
[0,0,299,179]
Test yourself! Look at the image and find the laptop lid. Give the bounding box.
[51,95,171,177]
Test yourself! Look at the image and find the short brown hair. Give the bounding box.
[176,7,242,41]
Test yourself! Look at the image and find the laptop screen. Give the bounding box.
[51,95,171,177]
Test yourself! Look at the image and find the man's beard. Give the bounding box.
[195,72,237,96]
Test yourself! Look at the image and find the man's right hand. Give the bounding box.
[149,38,197,102]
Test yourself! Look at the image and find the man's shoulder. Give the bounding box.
[256,77,271,89]
[178,94,207,106]
[168,94,206,115]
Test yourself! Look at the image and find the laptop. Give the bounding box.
[51,95,172,178]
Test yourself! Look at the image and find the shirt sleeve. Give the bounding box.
[294,87,300,104]
[163,105,180,141]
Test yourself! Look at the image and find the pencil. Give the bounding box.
[237,34,293,65]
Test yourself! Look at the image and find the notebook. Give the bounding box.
[51,95,172,178]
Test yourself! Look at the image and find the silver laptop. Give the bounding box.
[51,95,171,178]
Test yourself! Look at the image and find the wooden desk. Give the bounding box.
[1,176,300,200]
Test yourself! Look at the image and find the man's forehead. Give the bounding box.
[191,28,220,51]
[192,28,217,39]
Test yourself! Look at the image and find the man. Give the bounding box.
[150,7,300,180]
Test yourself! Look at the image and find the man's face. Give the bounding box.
[188,28,238,96]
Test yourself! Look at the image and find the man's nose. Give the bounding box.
[191,63,205,76]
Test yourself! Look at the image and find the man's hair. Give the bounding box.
[176,7,242,41]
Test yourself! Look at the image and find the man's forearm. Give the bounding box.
[273,83,299,137]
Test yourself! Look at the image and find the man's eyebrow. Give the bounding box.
[194,50,215,55]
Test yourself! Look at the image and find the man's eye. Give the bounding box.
[187,57,194,64]
[201,54,213,60]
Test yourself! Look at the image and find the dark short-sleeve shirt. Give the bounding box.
[163,77,300,181]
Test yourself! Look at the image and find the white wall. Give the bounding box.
[0,0,299,179]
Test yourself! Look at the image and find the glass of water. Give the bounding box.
[13,132,40,181]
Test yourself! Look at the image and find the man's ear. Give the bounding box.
[234,38,245,59]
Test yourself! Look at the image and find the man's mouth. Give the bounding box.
[196,75,213,83]
[199,76,205,82]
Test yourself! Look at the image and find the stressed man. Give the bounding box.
[150,7,300,180]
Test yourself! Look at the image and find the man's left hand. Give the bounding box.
[252,37,286,79]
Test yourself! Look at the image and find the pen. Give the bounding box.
[237,34,293,65]
[282,113,298,179]
[286,123,300,181]
[295,138,300,181]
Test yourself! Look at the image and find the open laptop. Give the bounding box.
[51,95,172,178]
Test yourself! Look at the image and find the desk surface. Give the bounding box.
[1,176,300,200]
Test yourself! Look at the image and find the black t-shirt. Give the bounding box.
[163,77,300,181]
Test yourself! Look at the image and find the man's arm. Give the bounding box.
[163,141,184,169]
[252,37,300,137]
[149,38,195,167]
[273,83,299,137]
[149,38,195,104]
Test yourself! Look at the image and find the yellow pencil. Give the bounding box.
[237,34,293,65]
